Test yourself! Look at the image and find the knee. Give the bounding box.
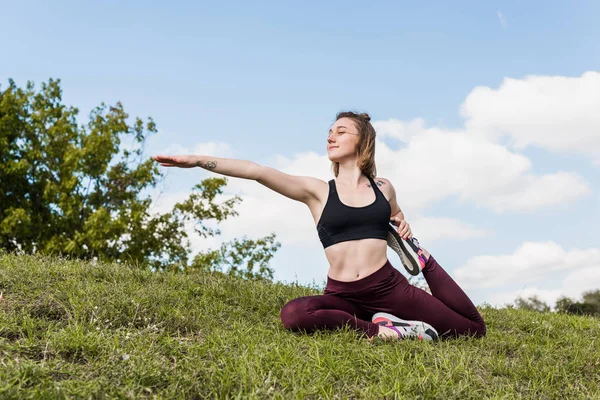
[452,321,486,339]
[280,298,310,331]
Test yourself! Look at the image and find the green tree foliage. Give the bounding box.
[0,78,280,278]
[555,289,600,317]
[515,290,600,317]
[514,295,551,313]
[191,233,280,281]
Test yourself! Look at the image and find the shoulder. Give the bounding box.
[375,176,401,214]
[373,177,396,198]
[373,176,394,189]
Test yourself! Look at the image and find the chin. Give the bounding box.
[327,151,342,162]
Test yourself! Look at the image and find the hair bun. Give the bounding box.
[359,113,371,122]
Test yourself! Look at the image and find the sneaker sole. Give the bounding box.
[387,223,421,276]
[372,312,439,341]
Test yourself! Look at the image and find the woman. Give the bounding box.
[153,111,486,342]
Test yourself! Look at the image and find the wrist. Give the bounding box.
[194,156,205,168]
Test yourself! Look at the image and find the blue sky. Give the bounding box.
[3,0,599,307]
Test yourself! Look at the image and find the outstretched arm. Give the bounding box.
[153,154,322,205]
[153,155,261,180]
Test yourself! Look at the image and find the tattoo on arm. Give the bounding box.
[202,160,217,170]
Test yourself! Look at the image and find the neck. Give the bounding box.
[336,162,367,189]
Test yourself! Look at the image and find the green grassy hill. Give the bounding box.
[1,252,598,399]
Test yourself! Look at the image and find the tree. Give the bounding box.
[556,290,600,317]
[191,233,280,281]
[0,78,279,278]
[514,295,550,312]
[514,290,600,317]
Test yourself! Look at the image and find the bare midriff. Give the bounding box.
[323,239,389,281]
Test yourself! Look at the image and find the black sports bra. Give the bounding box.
[316,176,391,249]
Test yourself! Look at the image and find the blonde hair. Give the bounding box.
[330,111,377,178]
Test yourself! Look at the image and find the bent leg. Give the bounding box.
[421,255,486,336]
[280,294,379,338]
[368,261,485,339]
[394,285,486,338]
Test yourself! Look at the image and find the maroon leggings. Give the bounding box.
[280,255,486,339]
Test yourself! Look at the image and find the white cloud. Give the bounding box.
[148,188,188,216]
[477,171,589,212]
[462,71,600,156]
[497,11,508,28]
[410,216,490,242]
[562,266,600,297]
[376,123,590,213]
[161,141,238,159]
[454,241,600,290]
[372,118,427,143]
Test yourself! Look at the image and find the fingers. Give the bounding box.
[153,155,178,163]
[396,220,412,239]
[390,217,410,238]
[390,216,405,225]
[153,155,179,167]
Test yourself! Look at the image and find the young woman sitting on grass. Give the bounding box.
[153,111,486,342]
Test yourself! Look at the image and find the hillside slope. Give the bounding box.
[0,252,598,399]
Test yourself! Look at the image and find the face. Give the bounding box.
[327,117,359,162]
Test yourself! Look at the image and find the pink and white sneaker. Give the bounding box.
[372,312,439,341]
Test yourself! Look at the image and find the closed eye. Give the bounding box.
[327,130,346,138]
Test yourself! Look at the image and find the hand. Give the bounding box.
[152,155,200,168]
[390,216,412,240]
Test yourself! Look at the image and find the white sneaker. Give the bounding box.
[372,312,439,341]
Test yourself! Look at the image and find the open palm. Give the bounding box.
[152,155,199,168]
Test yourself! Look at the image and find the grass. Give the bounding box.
[0,251,599,399]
